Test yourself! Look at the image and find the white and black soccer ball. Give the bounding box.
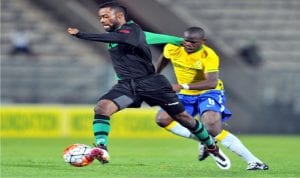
[63,143,94,167]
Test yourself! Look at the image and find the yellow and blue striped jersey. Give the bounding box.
[163,43,224,95]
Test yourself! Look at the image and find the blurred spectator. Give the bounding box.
[238,40,263,67]
[9,27,36,56]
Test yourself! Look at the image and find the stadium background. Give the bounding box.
[1,0,300,140]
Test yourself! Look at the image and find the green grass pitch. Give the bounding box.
[1,136,300,178]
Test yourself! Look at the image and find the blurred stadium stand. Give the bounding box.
[154,0,300,133]
[1,0,115,103]
[1,0,299,133]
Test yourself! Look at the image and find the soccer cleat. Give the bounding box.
[90,145,110,164]
[247,162,269,170]
[198,143,209,161]
[207,145,231,170]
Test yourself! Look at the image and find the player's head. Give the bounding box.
[182,27,206,53]
[98,2,128,32]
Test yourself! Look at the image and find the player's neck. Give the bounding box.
[119,19,127,26]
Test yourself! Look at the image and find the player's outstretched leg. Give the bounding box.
[173,112,231,170]
[215,130,269,170]
[90,145,110,164]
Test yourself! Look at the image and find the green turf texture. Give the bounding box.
[1,136,300,178]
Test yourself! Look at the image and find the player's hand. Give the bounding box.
[172,84,182,92]
[67,28,79,35]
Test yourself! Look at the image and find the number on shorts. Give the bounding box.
[208,98,215,105]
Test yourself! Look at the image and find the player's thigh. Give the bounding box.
[99,85,138,112]
[198,94,223,135]
[201,110,222,126]
[201,111,222,136]
[199,91,232,122]
[199,95,222,121]
[199,95,222,124]
[144,90,185,118]
[139,74,185,117]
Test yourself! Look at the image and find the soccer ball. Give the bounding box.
[63,143,94,167]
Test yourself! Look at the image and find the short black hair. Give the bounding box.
[99,1,128,18]
[185,27,205,39]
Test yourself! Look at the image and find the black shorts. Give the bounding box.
[99,74,185,117]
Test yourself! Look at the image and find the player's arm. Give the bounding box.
[67,27,138,46]
[144,31,183,45]
[176,72,219,91]
[156,54,170,73]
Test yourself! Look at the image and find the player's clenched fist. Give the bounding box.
[67,28,79,35]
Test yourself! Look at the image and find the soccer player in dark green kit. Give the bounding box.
[67,2,230,169]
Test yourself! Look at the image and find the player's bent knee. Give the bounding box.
[155,112,173,127]
[94,99,118,116]
[94,105,104,115]
[201,111,222,136]
[202,111,221,124]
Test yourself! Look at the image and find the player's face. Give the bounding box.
[182,32,205,53]
[98,7,120,32]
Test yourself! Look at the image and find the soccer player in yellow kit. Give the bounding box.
[156,27,268,170]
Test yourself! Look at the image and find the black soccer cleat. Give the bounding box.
[198,143,209,161]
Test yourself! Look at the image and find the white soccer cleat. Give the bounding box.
[207,145,231,170]
[90,147,110,164]
[247,162,269,170]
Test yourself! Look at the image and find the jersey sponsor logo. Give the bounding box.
[173,61,203,70]
[173,62,192,71]
[119,29,130,34]
[191,61,202,69]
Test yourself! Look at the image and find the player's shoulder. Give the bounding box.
[203,45,216,53]
[202,45,219,58]
[118,21,140,34]
[163,43,182,59]
[164,43,181,50]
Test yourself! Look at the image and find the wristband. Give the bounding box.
[180,84,189,90]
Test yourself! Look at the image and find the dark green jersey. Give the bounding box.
[75,21,182,80]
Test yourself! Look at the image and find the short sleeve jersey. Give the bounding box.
[163,44,224,95]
